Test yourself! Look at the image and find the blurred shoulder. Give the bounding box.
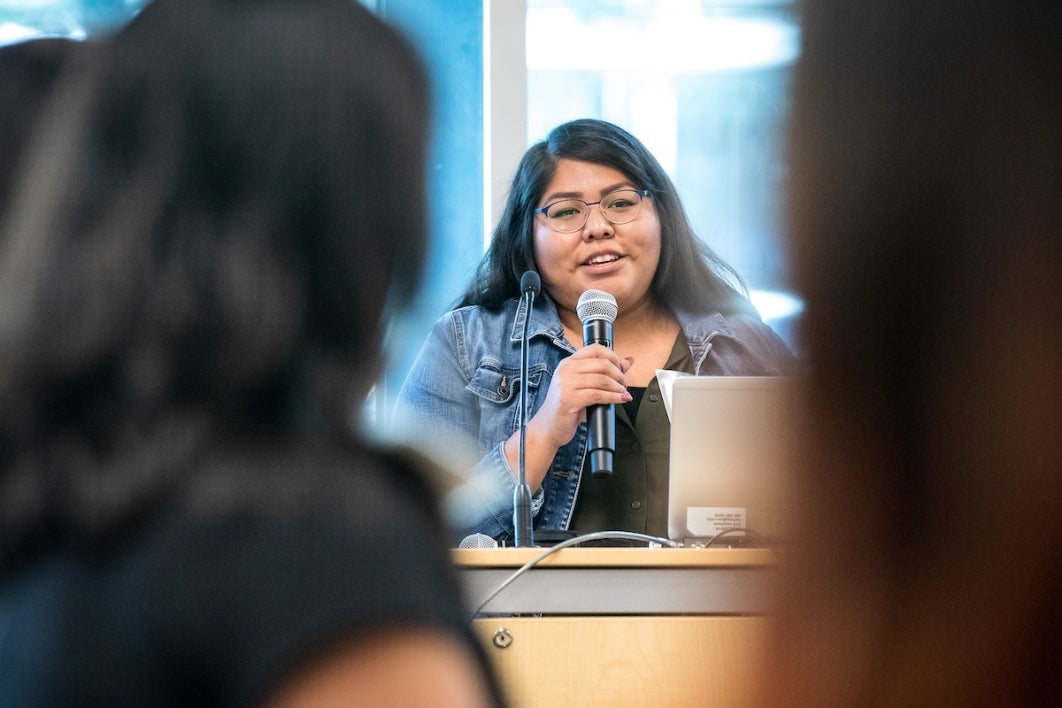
[180,438,444,533]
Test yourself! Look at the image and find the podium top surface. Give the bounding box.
[451,546,775,569]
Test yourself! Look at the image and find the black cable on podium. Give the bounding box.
[513,270,540,548]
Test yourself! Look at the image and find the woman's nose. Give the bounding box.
[582,204,614,240]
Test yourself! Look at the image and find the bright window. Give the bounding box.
[525,0,803,349]
[0,0,147,42]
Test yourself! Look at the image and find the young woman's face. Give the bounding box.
[532,158,661,321]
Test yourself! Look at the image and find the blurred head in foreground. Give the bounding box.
[0,0,430,528]
[761,2,1062,705]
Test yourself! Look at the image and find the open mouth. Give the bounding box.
[583,253,622,266]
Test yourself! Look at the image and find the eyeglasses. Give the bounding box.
[534,188,650,234]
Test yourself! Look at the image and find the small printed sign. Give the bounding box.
[687,506,747,536]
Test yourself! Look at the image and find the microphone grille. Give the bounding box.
[576,289,618,323]
[520,270,541,295]
[458,533,499,549]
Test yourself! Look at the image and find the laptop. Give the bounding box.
[665,375,799,546]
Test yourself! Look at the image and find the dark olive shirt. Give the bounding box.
[569,333,694,538]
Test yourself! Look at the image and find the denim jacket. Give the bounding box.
[391,293,797,543]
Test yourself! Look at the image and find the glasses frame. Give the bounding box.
[534,188,651,233]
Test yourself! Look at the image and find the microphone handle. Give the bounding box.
[583,318,615,477]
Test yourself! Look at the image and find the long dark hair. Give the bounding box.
[0,0,430,569]
[458,118,757,317]
[0,37,77,213]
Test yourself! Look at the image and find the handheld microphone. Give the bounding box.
[577,289,618,477]
[458,533,499,549]
[513,270,540,547]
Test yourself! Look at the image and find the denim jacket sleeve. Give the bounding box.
[390,302,552,542]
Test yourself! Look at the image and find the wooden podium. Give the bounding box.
[453,547,775,707]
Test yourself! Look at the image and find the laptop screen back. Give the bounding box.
[667,376,798,545]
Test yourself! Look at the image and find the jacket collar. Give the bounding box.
[509,290,566,345]
[673,305,736,347]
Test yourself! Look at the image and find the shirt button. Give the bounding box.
[649,394,660,403]
[631,501,642,510]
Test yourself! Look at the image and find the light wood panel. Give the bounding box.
[471,615,768,708]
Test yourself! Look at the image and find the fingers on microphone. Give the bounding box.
[584,374,630,402]
[580,343,620,360]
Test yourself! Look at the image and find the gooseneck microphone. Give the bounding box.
[513,270,540,547]
[577,289,618,477]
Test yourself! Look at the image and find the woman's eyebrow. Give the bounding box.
[598,181,634,196]
[542,182,634,203]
